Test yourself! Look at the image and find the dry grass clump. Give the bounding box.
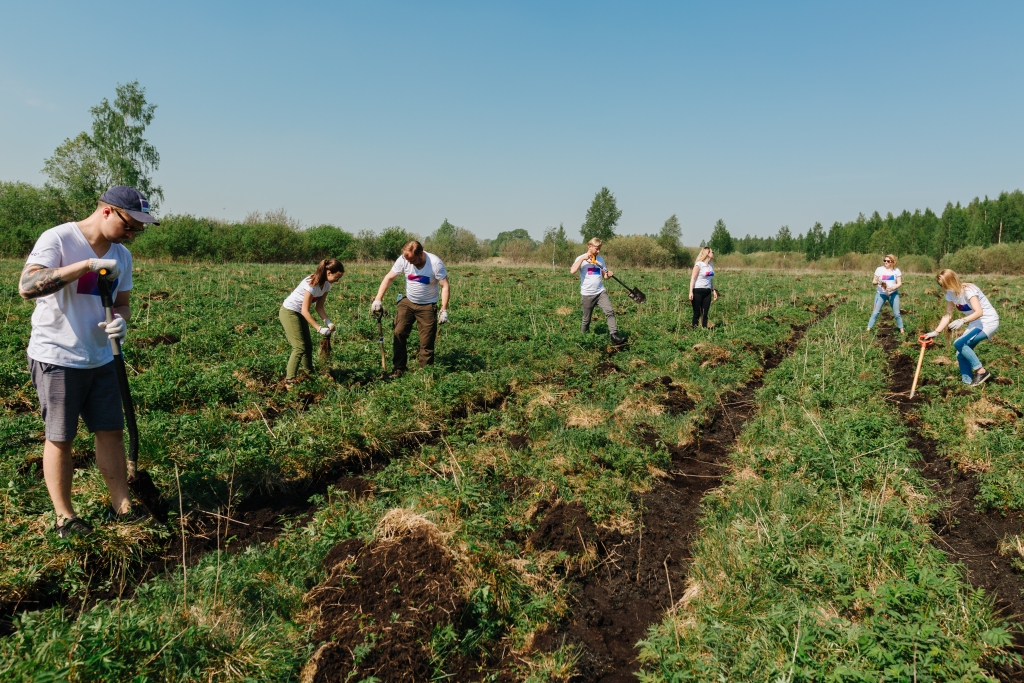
[566,407,609,428]
[614,396,664,419]
[556,306,574,316]
[964,397,1017,439]
[692,343,732,368]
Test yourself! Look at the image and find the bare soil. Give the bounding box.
[535,304,838,681]
[877,325,1024,681]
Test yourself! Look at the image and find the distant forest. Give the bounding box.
[714,190,1024,260]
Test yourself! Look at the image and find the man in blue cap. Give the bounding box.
[19,186,158,537]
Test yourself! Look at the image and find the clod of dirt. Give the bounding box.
[527,500,598,554]
[994,376,1015,386]
[595,361,621,374]
[507,434,529,451]
[932,356,953,365]
[303,514,466,683]
[691,343,731,368]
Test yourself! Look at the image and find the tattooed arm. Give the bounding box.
[18,260,91,299]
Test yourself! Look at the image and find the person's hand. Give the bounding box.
[688,291,694,301]
[438,309,449,324]
[712,290,719,302]
[88,258,120,281]
[948,318,967,331]
[605,269,614,278]
[323,318,332,328]
[371,300,382,314]
[317,326,332,337]
[922,331,938,340]
[98,314,126,341]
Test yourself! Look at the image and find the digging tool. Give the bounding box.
[373,307,388,375]
[318,323,336,360]
[588,257,646,304]
[909,334,935,399]
[97,271,168,522]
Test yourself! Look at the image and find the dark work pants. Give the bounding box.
[393,298,437,369]
[692,288,713,328]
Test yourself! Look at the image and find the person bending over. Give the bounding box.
[279,258,344,382]
[371,241,450,377]
[922,269,999,386]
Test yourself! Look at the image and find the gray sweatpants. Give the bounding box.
[581,291,618,335]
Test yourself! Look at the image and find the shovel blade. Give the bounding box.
[629,288,647,304]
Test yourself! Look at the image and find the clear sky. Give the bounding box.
[1,1,1022,243]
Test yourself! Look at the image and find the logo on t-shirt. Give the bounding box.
[76,271,118,296]
[956,302,972,312]
[407,274,431,284]
[880,275,895,281]
[585,266,602,276]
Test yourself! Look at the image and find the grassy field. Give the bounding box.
[0,260,1021,681]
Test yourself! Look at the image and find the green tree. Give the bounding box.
[425,219,483,263]
[490,228,535,256]
[542,223,574,267]
[708,219,734,255]
[43,80,163,212]
[774,225,794,252]
[656,214,690,267]
[804,222,827,260]
[580,187,621,241]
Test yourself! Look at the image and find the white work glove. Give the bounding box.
[947,318,967,331]
[371,300,383,314]
[438,309,448,324]
[922,331,938,340]
[323,318,332,328]
[98,314,127,341]
[88,258,120,281]
[317,326,332,337]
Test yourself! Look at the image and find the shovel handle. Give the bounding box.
[96,272,139,473]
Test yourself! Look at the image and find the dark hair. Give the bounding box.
[402,240,424,257]
[310,258,344,287]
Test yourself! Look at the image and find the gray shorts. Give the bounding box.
[29,358,124,442]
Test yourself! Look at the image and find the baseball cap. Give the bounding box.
[100,186,160,225]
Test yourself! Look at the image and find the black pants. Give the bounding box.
[692,288,713,328]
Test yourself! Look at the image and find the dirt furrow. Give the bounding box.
[876,326,1024,681]
[536,303,840,682]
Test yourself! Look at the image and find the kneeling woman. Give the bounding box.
[279,258,344,381]
[923,269,998,386]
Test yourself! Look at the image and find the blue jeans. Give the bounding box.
[953,327,987,384]
[867,291,903,330]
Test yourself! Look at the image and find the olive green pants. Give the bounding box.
[279,307,313,379]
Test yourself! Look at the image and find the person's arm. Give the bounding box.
[926,300,956,337]
[569,254,586,275]
[871,273,880,287]
[315,291,329,322]
[439,277,450,311]
[602,259,613,278]
[961,296,984,324]
[890,275,902,291]
[19,260,91,299]
[374,270,400,302]
[300,291,320,328]
[712,288,718,302]
[688,264,699,300]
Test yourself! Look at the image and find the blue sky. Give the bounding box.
[1,1,1021,243]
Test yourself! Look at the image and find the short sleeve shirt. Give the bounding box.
[874,267,902,293]
[392,252,447,304]
[693,261,715,290]
[579,254,606,296]
[946,284,999,338]
[25,222,134,368]
[282,276,332,313]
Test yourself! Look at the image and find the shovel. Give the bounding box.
[97,272,169,523]
[589,258,646,304]
[909,334,935,399]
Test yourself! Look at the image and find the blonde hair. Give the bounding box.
[937,269,965,295]
[884,254,897,267]
[695,247,713,264]
[587,238,603,248]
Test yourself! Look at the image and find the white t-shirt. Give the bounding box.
[282,276,332,313]
[392,252,447,304]
[946,284,999,338]
[874,267,902,294]
[578,255,607,296]
[693,260,715,290]
[25,223,134,369]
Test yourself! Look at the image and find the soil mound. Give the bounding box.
[304,516,465,682]
[528,500,598,554]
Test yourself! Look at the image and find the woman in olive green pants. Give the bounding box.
[279,259,344,380]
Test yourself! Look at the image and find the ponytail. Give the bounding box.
[310,258,344,287]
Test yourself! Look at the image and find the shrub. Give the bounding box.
[601,235,674,268]
[304,225,356,261]
[940,243,1024,274]
[425,220,485,263]
[499,238,535,264]
[0,182,70,257]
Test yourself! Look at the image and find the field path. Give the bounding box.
[877,326,1024,680]
[539,302,840,682]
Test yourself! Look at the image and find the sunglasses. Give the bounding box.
[883,259,892,263]
[113,209,146,233]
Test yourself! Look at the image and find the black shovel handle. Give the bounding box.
[97,273,139,477]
